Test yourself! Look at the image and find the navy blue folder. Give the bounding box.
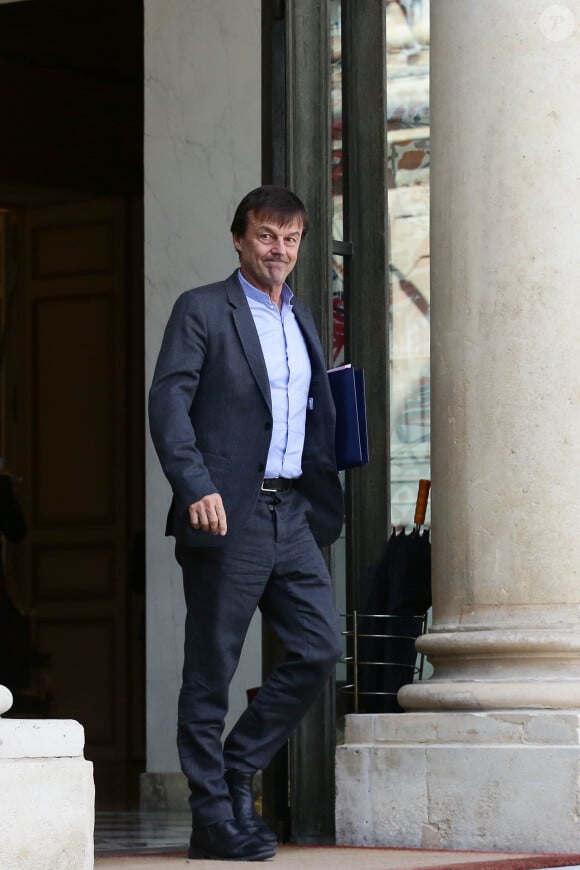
[327,365,369,471]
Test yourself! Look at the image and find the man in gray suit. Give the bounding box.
[149,186,343,861]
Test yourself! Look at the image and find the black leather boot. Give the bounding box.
[188,818,275,860]
[225,769,277,848]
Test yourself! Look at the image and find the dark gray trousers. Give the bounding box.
[175,487,342,827]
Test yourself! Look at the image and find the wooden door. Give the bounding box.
[2,198,143,767]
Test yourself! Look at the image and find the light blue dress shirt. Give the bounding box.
[238,269,311,479]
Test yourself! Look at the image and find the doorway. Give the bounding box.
[0,0,144,809]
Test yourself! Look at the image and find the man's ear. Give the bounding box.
[232,234,242,253]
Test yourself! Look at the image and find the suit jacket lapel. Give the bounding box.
[226,272,272,412]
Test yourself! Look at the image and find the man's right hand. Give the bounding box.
[188,493,227,536]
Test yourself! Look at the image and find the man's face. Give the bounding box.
[233,211,304,294]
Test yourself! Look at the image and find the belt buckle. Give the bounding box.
[261,480,278,493]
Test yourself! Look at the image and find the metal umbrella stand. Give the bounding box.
[345,480,431,713]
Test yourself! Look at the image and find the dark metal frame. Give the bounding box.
[261,0,389,844]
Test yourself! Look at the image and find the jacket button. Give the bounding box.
[258,463,265,472]
[264,421,272,430]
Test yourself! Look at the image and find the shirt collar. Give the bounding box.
[237,268,293,308]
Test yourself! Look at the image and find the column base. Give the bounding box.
[401,628,580,710]
[336,711,580,852]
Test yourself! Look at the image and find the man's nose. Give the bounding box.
[270,237,285,254]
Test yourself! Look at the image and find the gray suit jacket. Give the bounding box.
[148,271,343,548]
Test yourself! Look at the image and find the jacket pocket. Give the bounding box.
[203,452,230,489]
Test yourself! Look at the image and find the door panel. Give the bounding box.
[4,198,135,763]
[34,293,116,523]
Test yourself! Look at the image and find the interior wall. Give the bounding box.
[144,0,262,777]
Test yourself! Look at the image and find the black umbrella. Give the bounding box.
[356,479,431,713]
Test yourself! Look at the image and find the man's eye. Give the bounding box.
[260,233,273,241]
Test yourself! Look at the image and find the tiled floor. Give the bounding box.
[94,810,191,856]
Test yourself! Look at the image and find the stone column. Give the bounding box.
[336,0,580,852]
[404,0,580,711]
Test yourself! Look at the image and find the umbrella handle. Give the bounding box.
[414,479,431,527]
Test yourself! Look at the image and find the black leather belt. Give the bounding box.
[261,477,293,492]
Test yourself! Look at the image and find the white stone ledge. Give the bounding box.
[0,718,86,759]
[0,689,94,869]
[0,756,94,870]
